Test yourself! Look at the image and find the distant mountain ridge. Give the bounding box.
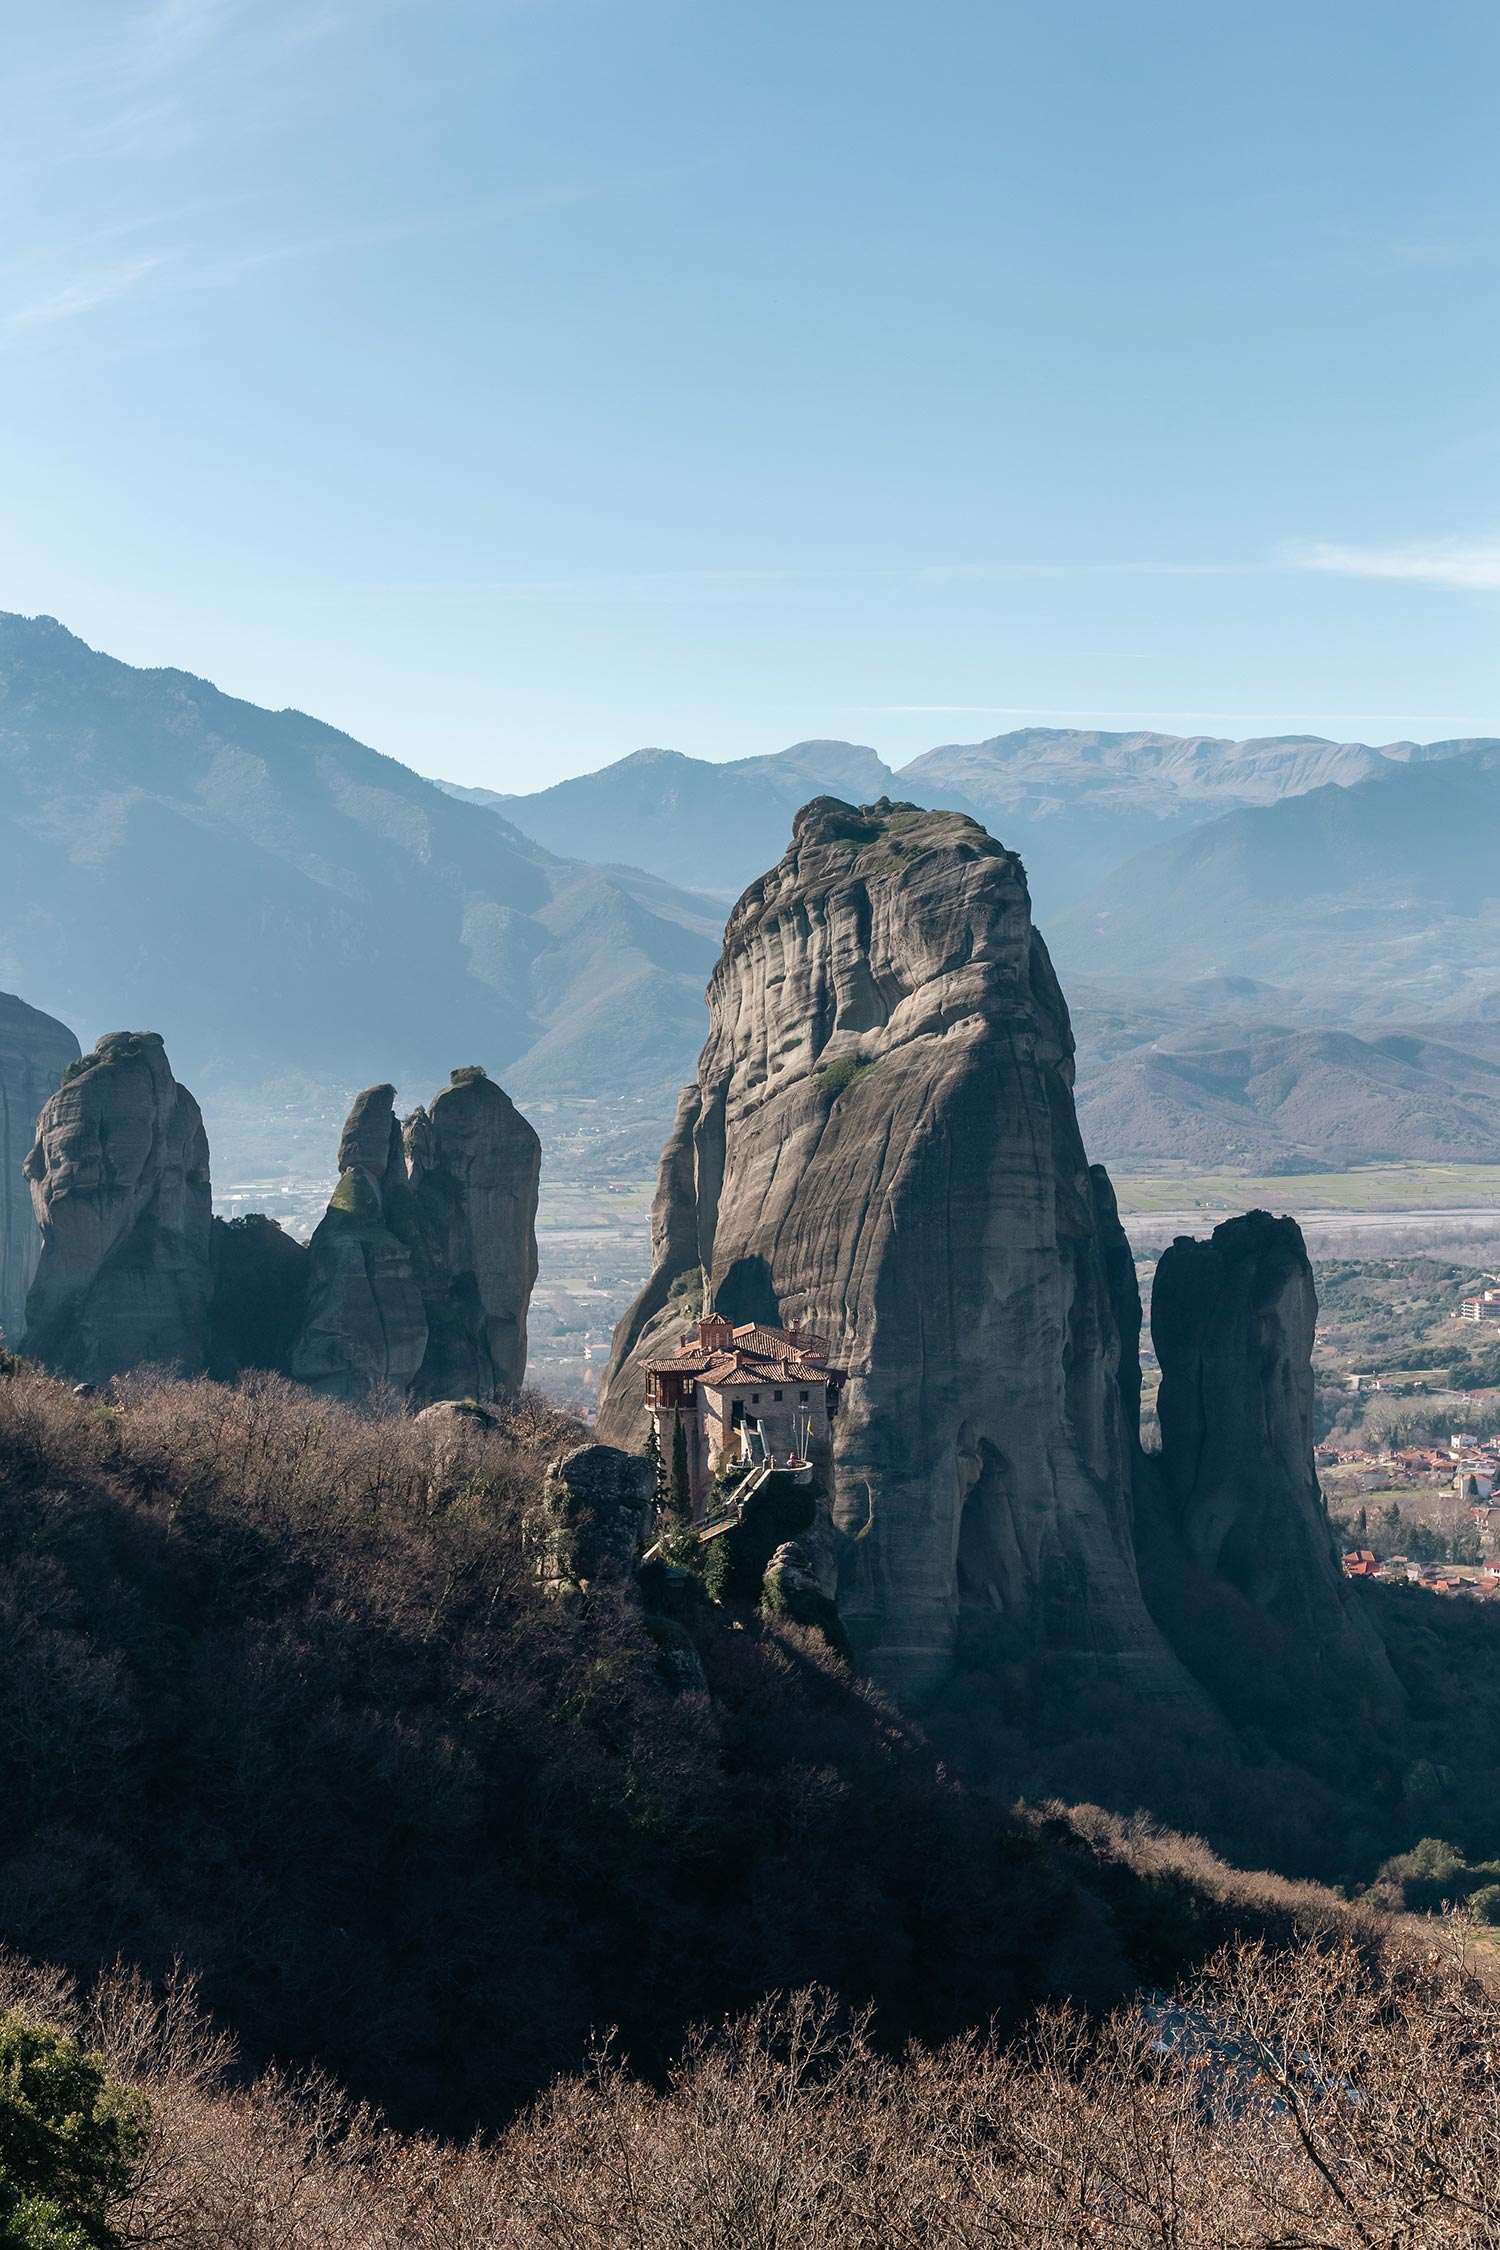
[1075,1022,1500,1170]
[0,612,720,1122]
[902,726,1484,812]
[455,725,1496,914]
[5,609,1498,1190]
[436,739,909,904]
[1050,746,1500,1012]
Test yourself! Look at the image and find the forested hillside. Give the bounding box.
[4,1351,1484,2141]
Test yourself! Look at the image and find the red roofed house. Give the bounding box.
[643,1311,846,1516]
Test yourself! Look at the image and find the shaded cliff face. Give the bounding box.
[207,1213,310,1381]
[600,797,1192,1708]
[292,1070,540,1404]
[404,1071,540,1403]
[23,1031,212,1381]
[0,991,79,1345]
[1149,1210,1394,1692]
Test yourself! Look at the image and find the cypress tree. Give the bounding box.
[667,1413,693,1527]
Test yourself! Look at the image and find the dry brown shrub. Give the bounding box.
[5,1921,1500,2247]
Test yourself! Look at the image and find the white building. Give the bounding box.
[643,1312,846,1515]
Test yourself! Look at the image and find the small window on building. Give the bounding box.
[799,1390,809,1403]
[751,1393,760,1404]
[773,1388,783,1401]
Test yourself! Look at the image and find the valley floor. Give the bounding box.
[1113,1158,1500,1233]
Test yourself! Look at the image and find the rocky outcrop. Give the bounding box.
[0,992,79,1345]
[290,1084,429,1400]
[761,1538,846,1648]
[600,797,1194,1708]
[22,1032,213,1381]
[291,1070,539,1405]
[16,1042,539,1402]
[404,1069,540,1403]
[1149,1210,1393,1687]
[538,1443,655,1595]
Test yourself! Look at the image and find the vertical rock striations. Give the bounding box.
[600,796,1192,1708]
[23,1032,212,1381]
[0,992,79,1345]
[404,1068,540,1403]
[1148,1209,1394,1695]
[291,1084,429,1400]
[17,1045,539,1403]
[291,1069,540,1405]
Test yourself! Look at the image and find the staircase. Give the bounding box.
[697,1456,777,1543]
[643,1455,813,1562]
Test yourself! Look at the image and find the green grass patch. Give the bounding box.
[817,1054,878,1102]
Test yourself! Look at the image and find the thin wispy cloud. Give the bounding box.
[1,4,675,343]
[205,184,607,285]
[1386,240,1471,270]
[9,253,173,329]
[275,547,1500,613]
[1,185,605,342]
[856,704,1469,726]
[1289,537,1500,593]
[301,559,1272,606]
[4,0,349,169]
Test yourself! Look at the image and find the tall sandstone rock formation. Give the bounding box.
[23,1031,212,1381]
[291,1083,431,1399]
[0,991,79,1344]
[292,1070,539,1404]
[600,797,1195,1707]
[1148,1210,1394,1696]
[404,1070,540,1403]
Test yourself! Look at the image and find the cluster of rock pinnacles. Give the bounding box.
[599,795,1396,1719]
[19,1031,539,1405]
[6,794,1394,1735]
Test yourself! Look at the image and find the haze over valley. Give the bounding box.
[4,608,1500,1405]
[4,2,1500,2228]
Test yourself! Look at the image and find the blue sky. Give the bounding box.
[2,0,1497,787]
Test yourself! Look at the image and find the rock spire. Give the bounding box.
[600,796,1192,1708]
[291,1083,432,1400]
[0,991,79,1345]
[1148,1209,1395,1691]
[292,1069,539,1404]
[22,1031,213,1381]
[403,1068,540,1403]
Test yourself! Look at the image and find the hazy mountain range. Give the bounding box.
[454,725,1498,918]
[1,609,1496,1179]
[0,613,720,1118]
[1050,745,1500,1014]
[1073,1015,1500,1172]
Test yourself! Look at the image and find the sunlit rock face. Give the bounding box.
[293,1069,539,1406]
[0,991,78,1347]
[291,1082,428,1402]
[601,797,1192,1708]
[23,1031,212,1382]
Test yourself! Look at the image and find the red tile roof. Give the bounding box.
[646,1315,841,1386]
[731,1322,831,1360]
